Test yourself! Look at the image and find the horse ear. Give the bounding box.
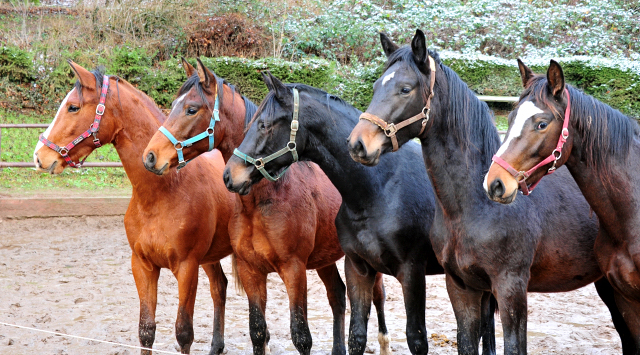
[546,59,565,98]
[517,58,534,88]
[262,71,275,92]
[181,57,196,78]
[268,72,291,103]
[411,29,427,66]
[380,32,399,57]
[196,57,217,93]
[68,60,97,90]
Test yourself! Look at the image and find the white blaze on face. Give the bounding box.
[382,71,395,86]
[33,88,75,165]
[483,100,543,192]
[170,93,188,115]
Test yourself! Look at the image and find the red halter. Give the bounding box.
[39,75,109,168]
[491,89,571,195]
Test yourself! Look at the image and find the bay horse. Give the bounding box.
[141,58,372,355]
[221,71,498,354]
[347,29,631,354]
[485,59,640,351]
[33,62,235,355]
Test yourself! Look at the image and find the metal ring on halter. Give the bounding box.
[207,127,214,135]
[174,142,183,150]
[59,147,69,155]
[287,142,296,150]
[384,123,397,137]
[254,158,264,167]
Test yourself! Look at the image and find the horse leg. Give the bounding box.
[132,253,161,355]
[493,275,528,355]
[202,262,228,355]
[612,289,640,353]
[399,264,428,355]
[445,274,484,355]
[372,272,391,355]
[173,259,199,354]
[280,260,313,355]
[236,258,270,355]
[480,292,497,355]
[316,264,347,355]
[345,256,376,355]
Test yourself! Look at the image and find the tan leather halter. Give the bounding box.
[359,56,437,151]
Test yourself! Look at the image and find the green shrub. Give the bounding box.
[0,45,34,82]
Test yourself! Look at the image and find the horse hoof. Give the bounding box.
[378,332,391,355]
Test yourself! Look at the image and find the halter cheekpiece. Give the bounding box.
[39,75,109,168]
[359,56,437,152]
[233,87,300,182]
[491,88,571,195]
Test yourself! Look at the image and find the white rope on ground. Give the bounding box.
[0,321,183,354]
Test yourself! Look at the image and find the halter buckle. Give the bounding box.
[291,120,299,132]
[96,104,106,116]
[561,127,569,140]
[384,123,397,137]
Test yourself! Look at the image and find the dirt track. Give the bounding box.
[0,216,622,354]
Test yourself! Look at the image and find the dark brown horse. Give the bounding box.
[348,30,631,354]
[485,59,640,351]
[141,58,387,355]
[33,62,234,355]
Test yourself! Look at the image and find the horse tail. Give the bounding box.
[491,293,499,315]
[231,254,245,296]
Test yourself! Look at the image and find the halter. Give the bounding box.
[158,87,220,170]
[359,56,437,151]
[491,88,571,195]
[39,75,109,168]
[233,88,300,182]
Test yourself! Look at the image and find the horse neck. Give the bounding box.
[420,83,500,216]
[216,85,248,162]
[108,82,178,192]
[300,97,385,209]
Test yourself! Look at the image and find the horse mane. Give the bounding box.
[522,75,640,176]
[76,67,166,124]
[247,83,359,132]
[385,46,500,157]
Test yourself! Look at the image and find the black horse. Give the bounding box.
[223,72,497,355]
[347,29,631,354]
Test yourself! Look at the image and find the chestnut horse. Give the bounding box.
[347,30,631,354]
[485,59,640,351]
[33,62,234,355]
[141,58,382,355]
[221,71,499,355]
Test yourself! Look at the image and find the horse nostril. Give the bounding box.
[36,157,43,169]
[353,138,366,158]
[145,151,156,168]
[223,168,231,188]
[490,179,505,198]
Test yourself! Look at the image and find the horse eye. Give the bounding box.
[68,105,80,113]
[401,87,411,94]
[536,121,548,130]
[186,107,197,115]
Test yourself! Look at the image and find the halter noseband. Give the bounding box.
[39,75,109,168]
[233,88,300,182]
[158,87,221,170]
[359,56,437,152]
[491,88,571,195]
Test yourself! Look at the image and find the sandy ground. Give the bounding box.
[0,216,622,355]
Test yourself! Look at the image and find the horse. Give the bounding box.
[484,58,640,351]
[140,58,374,355]
[346,29,631,354]
[32,62,235,355]
[221,70,499,354]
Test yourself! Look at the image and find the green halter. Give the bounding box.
[233,88,300,182]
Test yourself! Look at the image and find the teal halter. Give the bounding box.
[233,88,300,182]
[158,89,220,170]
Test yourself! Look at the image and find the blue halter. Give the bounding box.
[158,89,220,170]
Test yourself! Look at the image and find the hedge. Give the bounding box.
[1,46,639,117]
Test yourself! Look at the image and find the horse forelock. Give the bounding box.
[520,75,639,177]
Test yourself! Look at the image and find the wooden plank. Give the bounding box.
[0,197,130,218]
[477,95,519,103]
